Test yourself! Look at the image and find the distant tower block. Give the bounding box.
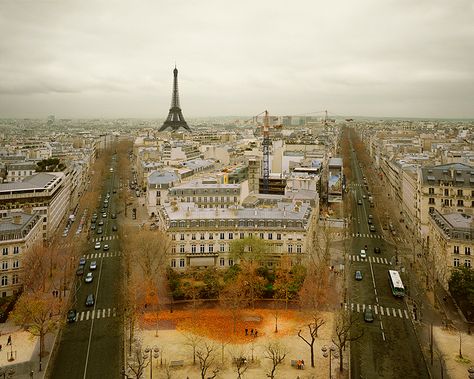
[159,66,191,132]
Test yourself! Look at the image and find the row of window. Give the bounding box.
[169,220,304,229]
[428,198,472,207]
[453,246,471,255]
[453,258,471,268]
[170,258,235,268]
[171,243,303,254]
[1,274,20,286]
[428,188,474,197]
[2,247,20,255]
[1,260,20,270]
[172,232,298,241]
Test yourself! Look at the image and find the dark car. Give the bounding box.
[85,294,95,307]
[76,266,85,276]
[112,225,117,232]
[111,213,116,219]
[97,227,103,234]
[374,247,381,254]
[355,270,363,281]
[79,257,86,266]
[364,308,374,322]
[67,309,77,323]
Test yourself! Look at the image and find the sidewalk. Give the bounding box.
[0,319,56,379]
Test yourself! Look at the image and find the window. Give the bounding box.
[296,245,302,253]
[200,244,205,253]
[428,198,435,205]
[228,259,234,266]
[171,234,176,241]
[209,244,214,253]
[457,200,464,206]
[180,234,185,241]
[13,247,19,254]
[12,274,18,285]
[288,244,293,253]
[209,234,213,240]
[277,234,282,241]
[260,233,264,239]
[458,189,463,196]
[2,248,7,256]
[200,233,205,240]
[428,188,434,195]
[220,233,225,240]
[171,246,176,254]
[220,244,225,252]
[465,259,471,268]
[228,233,233,240]
[12,260,19,269]
[465,247,471,255]
[191,245,197,254]
[454,258,460,267]
[444,189,449,196]
[191,233,196,240]
[220,258,225,266]
[179,259,185,268]
[454,246,460,254]
[268,233,273,240]
[1,262,7,270]
[240,233,245,239]
[1,276,7,286]
[179,244,185,253]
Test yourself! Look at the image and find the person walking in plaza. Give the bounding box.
[7,335,11,346]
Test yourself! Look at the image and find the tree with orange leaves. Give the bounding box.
[219,277,248,334]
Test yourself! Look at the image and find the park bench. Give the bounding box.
[170,360,184,368]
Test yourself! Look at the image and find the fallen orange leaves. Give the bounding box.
[140,308,305,344]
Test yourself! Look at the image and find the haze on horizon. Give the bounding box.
[0,0,473,120]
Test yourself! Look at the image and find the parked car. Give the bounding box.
[364,308,374,323]
[112,225,117,232]
[85,294,95,307]
[102,213,107,218]
[355,270,363,281]
[111,213,116,219]
[369,225,376,232]
[85,272,93,283]
[90,223,96,230]
[98,220,104,226]
[76,266,85,276]
[79,257,86,266]
[95,242,101,250]
[90,261,97,270]
[67,309,77,323]
[96,227,103,234]
[358,199,362,205]
[103,244,109,251]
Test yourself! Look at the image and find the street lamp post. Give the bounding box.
[321,345,339,379]
[143,346,159,379]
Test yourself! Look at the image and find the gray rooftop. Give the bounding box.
[0,172,60,192]
[148,171,180,185]
[422,163,474,186]
[0,212,40,234]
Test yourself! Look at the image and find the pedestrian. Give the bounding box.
[245,328,248,336]
[7,335,11,346]
[0,344,2,351]
[250,329,254,336]
[254,329,258,337]
[301,359,305,369]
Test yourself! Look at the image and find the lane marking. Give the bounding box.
[398,309,403,318]
[404,310,409,319]
[86,311,90,321]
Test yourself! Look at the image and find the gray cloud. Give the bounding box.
[0,0,473,118]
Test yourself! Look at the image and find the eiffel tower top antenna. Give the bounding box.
[159,65,191,132]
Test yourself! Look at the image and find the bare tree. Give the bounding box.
[220,278,248,334]
[21,242,50,293]
[196,342,220,379]
[332,310,363,371]
[264,341,287,379]
[297,313,326,368]
[182,332,203,365]
[229,347,249,379]
[123,345,149,379]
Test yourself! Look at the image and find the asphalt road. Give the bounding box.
[347,135,429,379]
[50,155,124,379]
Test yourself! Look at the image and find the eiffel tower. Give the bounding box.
[159,66,191,132]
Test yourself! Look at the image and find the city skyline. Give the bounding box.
[1,0,473,119]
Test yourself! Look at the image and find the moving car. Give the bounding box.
[360,249,367,259]
[67,309,77,323]
[364,308,374,322]
[85,294,95,307]
[102,213,107,218]
[374,247,381,254]
[355,271,363,281]
[76,266,85,276]
[112,225,117,232]
[79,257,86,266]
[96,227,103,234]
[85,272,93,283]
[95,242,101,250]
[90,261,97,270]
[369,225,376,232]
[98,220,104,226]
[358,199,362,205]
[103,244,109,251]
[111,213,116,219]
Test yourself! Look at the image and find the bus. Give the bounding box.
[388,270,405,297]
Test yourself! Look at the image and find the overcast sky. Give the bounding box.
[1,0,473,119]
